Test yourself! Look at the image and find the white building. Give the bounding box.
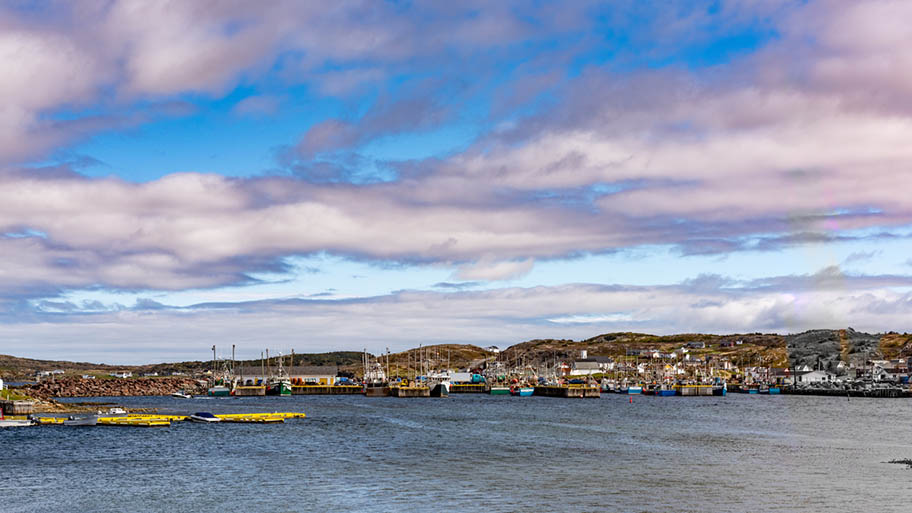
[796,370,834,383]
[110,371,133,378]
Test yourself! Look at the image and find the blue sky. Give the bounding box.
[2,1,912,363]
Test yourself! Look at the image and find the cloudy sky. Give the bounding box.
[2,0,912,363]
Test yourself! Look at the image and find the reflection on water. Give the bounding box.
[2,394,912,512]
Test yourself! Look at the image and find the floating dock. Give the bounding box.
[534,386,601,398]
[291,385,363,395]
[32,412,306,427]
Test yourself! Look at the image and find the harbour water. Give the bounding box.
[3,394,912,512]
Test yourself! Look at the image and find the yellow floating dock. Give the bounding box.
[33,411,305,427]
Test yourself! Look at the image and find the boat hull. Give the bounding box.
[429,383,449,397]
[207,386,231,397]
[656,389,677,397]
[489,387,510,395]
[627,386,643,395]
[510,387,534,397]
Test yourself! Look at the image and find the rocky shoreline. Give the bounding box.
[21,376,207,400]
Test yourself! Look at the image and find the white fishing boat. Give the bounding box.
[189,412,221,423]
[0,418,35,427]
[171,391,192,399]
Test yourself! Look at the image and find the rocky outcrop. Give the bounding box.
[786,328,880,372]
[22,376,206,399]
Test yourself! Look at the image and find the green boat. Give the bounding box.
[266,380,292,396]
[489,386,510,395]
[207,385,232,397]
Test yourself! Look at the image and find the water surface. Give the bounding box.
[2,394,910,512]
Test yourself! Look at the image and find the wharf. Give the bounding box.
[781,387,912,398]
[534,385,600,398]
[675,385,714,396]
[233,385,266,396]
[390,386,430,398]
[364,385,390,397]
[449,384,486,394]
[291,385,363,395]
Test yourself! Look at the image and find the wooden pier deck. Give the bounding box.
[449,384,486,394]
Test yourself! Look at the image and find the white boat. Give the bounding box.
[0,419,34,427]
[189,412,221,423]
[171,391,192,399]
[63,415,98,426]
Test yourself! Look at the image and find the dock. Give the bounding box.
[534,385,601,398]
[390,385,430,398]
[675,385,714,396]
[32,411,306,427]
[233,385,266,396]
[291,385,363,395]
[449,384,486,393]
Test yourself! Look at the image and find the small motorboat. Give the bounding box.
[189,412,221,423]
[63,415,98,426]
[0,418,35,427]
[171,391,192,399]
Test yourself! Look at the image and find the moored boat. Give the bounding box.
[207,385,232,397]
[510,386,534,397]
[189,412,221,423]
[63,415,98,426]
[489,386,510,395]
[627,385,643,395]
[171,391,192,399]
[0,418,35,427]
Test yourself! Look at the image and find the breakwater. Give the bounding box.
[22,376,206,399]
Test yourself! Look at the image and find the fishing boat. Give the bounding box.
[0,418,34,427]
[171,391,192,399]
[510,386,534,397]
[207,384,232,397]
[656,384,677,397]
[189,412,221,423]
[266,379,292,396]
[489,386,510,395]
[627,385,643,395]
[768,386,780,394]
[63,415,98,426]
[712,384,727,396]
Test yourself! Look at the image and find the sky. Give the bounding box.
[3,0,912,364]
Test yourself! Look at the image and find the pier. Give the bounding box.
[675,385,714,396]
[233,385,266,396]
[390,385,430,397]
[449,384,486,393]
[291,385,363,395]
[781,387,912,398]
[32,412,307,427]
[534,385,600,398]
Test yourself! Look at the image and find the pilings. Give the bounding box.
[675,385,714,396]
[233,386,266,396]
[534,386,600,398]
[0,399,35,415]
[389,386,430,398]
[291,385,364,395]
[449,384,486,393]
[781,386,911,398]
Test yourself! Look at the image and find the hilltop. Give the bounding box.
[4,329,912,381]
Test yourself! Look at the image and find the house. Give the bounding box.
[140,372,159,377]
[686,341,706,349]
[485,346,501,354]
[81,374,95,379]
[796,370,834,383]
[110,371,133,379]
[570,361,602,376]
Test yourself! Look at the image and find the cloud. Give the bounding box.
[454,258,535,281]
[232,95,283,116]
[6,266,912,363]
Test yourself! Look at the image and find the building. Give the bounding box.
[110,371,133,379]
[570,361,602,376]
[686,341,706,349]
[795,370,834,383]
